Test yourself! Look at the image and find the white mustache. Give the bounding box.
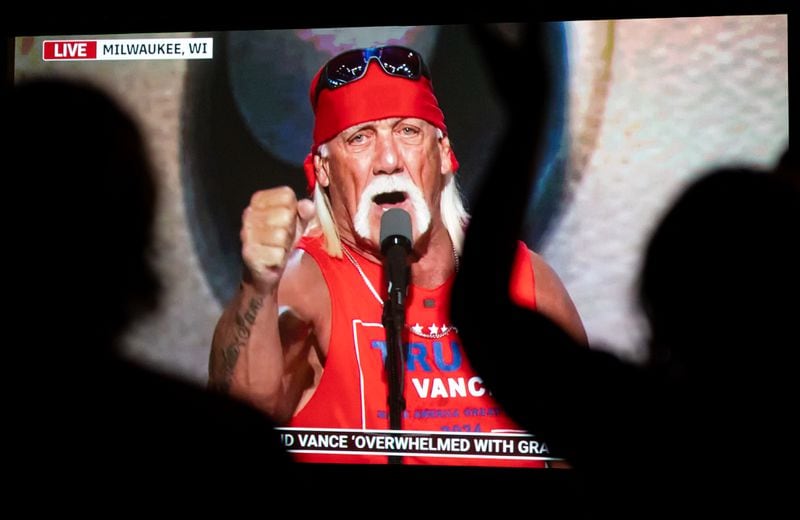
[360,175,419,202]
[353,176,431,242]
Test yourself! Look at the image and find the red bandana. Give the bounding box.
[303,61,459,193]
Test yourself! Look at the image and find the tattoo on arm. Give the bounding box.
[210,296,264,393]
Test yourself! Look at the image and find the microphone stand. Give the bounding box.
[382,239,409,465]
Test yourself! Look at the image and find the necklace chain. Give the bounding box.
[341,243,459,340]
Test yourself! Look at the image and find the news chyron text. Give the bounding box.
[42,38,213,61]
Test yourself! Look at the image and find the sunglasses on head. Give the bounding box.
[314,46,431,106]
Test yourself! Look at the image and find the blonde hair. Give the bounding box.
[314,129,469,257]
[313,176,343,257]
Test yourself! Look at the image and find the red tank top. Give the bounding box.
[285,236,548,467]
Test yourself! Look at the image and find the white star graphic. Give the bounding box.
[428,323,440,335]
[411,323,424,335]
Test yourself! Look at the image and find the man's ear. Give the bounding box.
[439,136,453,175]
[313,154,330,187]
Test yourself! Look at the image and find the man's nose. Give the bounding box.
[373,132,402,175]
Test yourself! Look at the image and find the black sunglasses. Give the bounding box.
[314,46,431,106]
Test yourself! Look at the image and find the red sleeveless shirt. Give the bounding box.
[285,235,548,467]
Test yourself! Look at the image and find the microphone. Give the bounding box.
[380,208,412,442]
[380,209,412,308]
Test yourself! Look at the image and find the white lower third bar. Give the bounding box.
[97,38,214,60]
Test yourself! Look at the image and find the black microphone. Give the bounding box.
[380,208,412,442]
[380,208,412,308]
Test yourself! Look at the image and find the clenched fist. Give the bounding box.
[240,186,316,294]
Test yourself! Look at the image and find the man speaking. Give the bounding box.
[209,45,586,465]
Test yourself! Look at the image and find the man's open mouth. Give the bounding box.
[373,191,408,207]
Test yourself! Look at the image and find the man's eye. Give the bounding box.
[348,133,366,144]
[401,127,419,135]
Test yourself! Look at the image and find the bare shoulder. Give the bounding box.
[528,250,588,345]
[529,251,572,303]
[277,248,329,325]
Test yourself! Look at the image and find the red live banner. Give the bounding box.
[43,41,97,60]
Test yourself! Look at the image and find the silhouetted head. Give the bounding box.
[639,167,799,379]
[774,147,799,191]
[9,79,160,351]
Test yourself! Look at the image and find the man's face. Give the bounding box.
[316,117,452,249]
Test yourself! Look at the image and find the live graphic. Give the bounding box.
[42,38,214,61]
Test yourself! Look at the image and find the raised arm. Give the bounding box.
[209,187,321,423]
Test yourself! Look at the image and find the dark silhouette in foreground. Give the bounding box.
[8,79,291,485]
[453,23,799,517]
